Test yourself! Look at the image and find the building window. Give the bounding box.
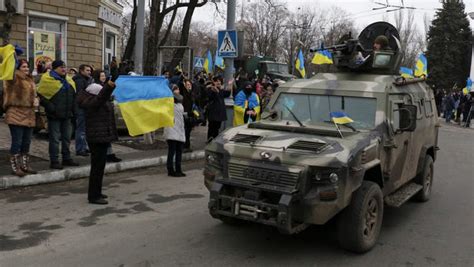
[28,17,66,72]
[104,32,116,66]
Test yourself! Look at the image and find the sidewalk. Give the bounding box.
[0,118,208,189]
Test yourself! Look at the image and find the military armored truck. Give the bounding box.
[203,22,439,253]
[235,55,294,81]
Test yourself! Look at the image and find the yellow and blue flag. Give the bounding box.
[467,78,472,90]
[113,76,174,136]
[203,50,213,74]
[295,49,306,78]
[414,54,427,78]
[330,111,353,124]
[0,44,16,80]
[37,71,76,100]
[233,90,260,126]
[312,49,333,65]
[215,50,225,70]
[400,67,414,78]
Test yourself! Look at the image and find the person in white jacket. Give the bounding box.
[164,89,186,177]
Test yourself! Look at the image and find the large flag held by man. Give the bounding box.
[295,49,306,78]
[113,76,174,136]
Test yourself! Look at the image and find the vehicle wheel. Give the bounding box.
[414,155,434,202]
[337,181,384,253]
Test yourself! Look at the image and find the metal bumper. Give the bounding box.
[208,182,308,234]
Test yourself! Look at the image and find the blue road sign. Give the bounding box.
[218,30,238,58]
[193,57,204,69]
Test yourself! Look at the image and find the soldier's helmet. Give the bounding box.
[374,35,389,49]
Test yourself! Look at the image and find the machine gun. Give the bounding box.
[310,22,402,73]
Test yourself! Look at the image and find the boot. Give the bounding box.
[10,154,26,177]
[21,154,37,174]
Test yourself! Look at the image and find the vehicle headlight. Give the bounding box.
[205,152,222,169]
[311,168,341,184]
[329,173,339,183]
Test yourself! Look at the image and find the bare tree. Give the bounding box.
[241,0,290,58]
[387,10,425,67]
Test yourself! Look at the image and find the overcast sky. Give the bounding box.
[191,0,474,34]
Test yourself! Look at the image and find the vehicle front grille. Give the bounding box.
[230,134,262,144]
[287,140,328,153]
[227,161,300,189]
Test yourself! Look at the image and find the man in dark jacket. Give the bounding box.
[38,60,79,169]
[206,76,231,141]
[72,64,93,156]
[76,79,118,205]
[180,79,196,151]
[444,93,455,123]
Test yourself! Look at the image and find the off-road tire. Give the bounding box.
[337,181,384,253]
[414,155,434,202]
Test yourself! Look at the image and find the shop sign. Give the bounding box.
[34,31,55,66]
[99,5,121,27]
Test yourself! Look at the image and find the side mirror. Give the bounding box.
[262,109,279,120]
[395,104,417,132]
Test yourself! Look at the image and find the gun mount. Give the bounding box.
[311,22,403,74]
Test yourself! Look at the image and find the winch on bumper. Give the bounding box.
[208,182,308,234]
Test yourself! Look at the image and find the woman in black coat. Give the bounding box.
[76,70,118,205]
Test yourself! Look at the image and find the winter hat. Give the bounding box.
[52,59,65,70]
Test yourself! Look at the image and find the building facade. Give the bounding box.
[0,0,122,72]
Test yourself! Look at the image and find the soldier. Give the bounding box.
[373,35,390,51]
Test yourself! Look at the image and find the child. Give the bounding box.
[164,88,186,177]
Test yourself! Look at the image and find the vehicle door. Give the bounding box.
[384,93,416,190]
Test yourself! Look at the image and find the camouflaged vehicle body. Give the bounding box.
[204,72,439,234]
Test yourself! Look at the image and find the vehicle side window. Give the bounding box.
[424,100,433,117]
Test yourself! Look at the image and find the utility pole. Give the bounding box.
[224,0,236,90]
[223,0,236,129]
[135,0,145,75]
[135,0,153,144]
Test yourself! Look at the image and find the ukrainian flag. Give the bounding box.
[330,111,353,124]
[215,50,225,70]
[295,49,306,78]
[312,49,333,65]
[37,71,76,100]
[113,76,174,136]
[400,67,414,78]
[414,54,428,78]
[0,44,16,80]
[233,90,260,126]
[203,50,213,74]
[467,78,472,90]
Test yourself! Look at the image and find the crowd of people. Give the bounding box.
[1,57,282,205]
[435,89,473,127]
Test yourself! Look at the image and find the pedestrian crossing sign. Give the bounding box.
[218,30,238,58]
[193,57,204,69]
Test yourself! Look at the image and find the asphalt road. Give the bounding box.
[0,125,473,267]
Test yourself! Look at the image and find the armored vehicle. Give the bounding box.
[203,22,439,253]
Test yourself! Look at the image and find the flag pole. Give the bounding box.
[334,121,344,138]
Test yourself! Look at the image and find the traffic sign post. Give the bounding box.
[218,30,238,58]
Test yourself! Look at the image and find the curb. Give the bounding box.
[0,150,205,190]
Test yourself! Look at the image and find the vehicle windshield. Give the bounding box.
[272,93,377,130]
[267,63,289,74]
